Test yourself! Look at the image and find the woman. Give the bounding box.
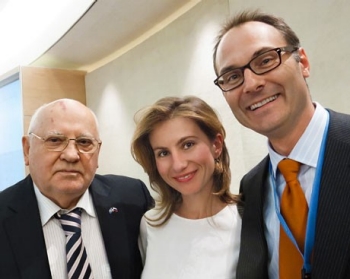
[131,96,242,279]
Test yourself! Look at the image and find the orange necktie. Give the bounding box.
[278,159,308,279]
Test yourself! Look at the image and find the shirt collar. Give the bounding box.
[268,102,329,178]
[34,183,96,226]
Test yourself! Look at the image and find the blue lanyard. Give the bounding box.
[269,115,329,274]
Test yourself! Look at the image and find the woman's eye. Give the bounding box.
[157,150,168,157]
[184,141,194,149]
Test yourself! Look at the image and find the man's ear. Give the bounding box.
[298,47,310,78]
[22,136,30,166]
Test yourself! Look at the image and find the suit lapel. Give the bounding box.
[4,176,51,279]
[237,156,269,279]
[90,178,130,279]
[313,110,350,278]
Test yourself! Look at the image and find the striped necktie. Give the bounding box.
[56,208,93,279]
[278,159,309,279]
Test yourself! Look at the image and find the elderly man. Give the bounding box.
[0,99,153,279]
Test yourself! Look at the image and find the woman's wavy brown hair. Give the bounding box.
[131,96,239,226]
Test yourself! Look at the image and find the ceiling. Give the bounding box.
[32,0,197,73]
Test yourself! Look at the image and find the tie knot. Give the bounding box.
[277,159,301,182]
[56,208,82,235]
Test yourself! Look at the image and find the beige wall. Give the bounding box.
[86,0,350,193]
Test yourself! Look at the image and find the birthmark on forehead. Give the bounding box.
[47,101,68,124]
[45,109,56,124]
[57,101,67,111]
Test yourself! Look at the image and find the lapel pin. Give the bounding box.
[109,207,118,214]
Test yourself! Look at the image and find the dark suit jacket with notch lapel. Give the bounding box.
[0,173,154,279]
[236,110,350,279]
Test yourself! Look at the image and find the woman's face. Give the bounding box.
[149,117,222,200]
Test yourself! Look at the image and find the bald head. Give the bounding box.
[28,99,99,136]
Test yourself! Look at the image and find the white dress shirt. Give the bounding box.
[34,185,112,279]
[264,102,329,278]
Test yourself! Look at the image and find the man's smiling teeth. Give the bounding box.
[250,95,278,111]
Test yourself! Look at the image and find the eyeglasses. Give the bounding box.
[214,46,298,92]
[29,132,101,153]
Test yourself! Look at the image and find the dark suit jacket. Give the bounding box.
[236,110,350,279]
[0,174,154,279]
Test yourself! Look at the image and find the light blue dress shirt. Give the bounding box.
[264,102,329,278]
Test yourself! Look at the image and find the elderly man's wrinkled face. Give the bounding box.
[23,100,101,209]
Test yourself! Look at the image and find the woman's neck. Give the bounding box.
[175,195,226,219]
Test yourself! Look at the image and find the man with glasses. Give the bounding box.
[0,98,154,279]
[213,10,350,279]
